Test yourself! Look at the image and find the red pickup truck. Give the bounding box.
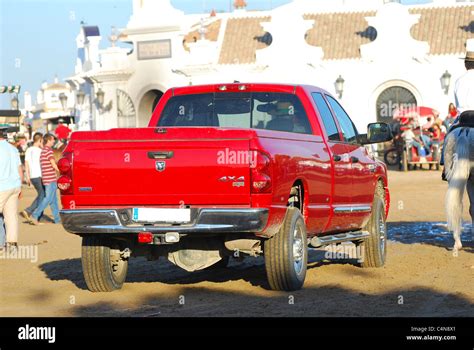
[58,83,392,292]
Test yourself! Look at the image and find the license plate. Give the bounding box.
[132,208,191,223]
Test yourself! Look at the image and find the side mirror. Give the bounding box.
[359,122,393,145]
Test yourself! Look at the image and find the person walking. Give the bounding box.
[30,134,61,225]
[21,132,44,222]
[0,127,23,251]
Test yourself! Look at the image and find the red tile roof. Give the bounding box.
[212,5,474,63]
[410,6,473,55]
[234,0,247,10]
[183,20,221,52]
[305,11,377,60]
[219,17,271,64]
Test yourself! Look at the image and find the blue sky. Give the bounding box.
[0,0,431,108]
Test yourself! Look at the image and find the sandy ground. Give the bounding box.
[0,169,473,317]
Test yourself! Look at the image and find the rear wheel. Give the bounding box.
[361,185,387,268]
[264,207,307,291]
[82,236,129,292]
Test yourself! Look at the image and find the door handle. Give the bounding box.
[148,151,174,159]
[351,156,359,164]
[333,155,342,162]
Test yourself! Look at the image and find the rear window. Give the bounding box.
[157,92,312,134]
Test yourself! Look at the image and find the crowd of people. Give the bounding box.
[0,120,71,252]
[393,103,459,161]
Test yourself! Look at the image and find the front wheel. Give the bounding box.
[82,236,129,292]
[361,194,387,268]
[264,207,308,291]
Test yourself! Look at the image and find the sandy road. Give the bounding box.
[0,170,473,317]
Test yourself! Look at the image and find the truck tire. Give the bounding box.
[82,236,129,292]
[264,207,307,291]
[361,187,387,268]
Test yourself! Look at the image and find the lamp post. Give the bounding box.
[59,92,68,111]
[74,90,86,130]
[76,90,85,106]
[96,88,105,108]
[335,75,345,99]
[441,70,451,95]
[10,96,19,110]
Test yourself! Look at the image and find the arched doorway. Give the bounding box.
[137,89,164,127]
[376,86,417,124]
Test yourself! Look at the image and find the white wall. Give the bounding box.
[71,0,469,131]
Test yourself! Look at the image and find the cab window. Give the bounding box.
[312,92,341,142]
[326,95,359,144]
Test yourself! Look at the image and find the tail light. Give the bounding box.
[138,232,153,244]
[58,152,73,195]
[250,150,272,193]
[58,157,71,173]
[58,176,72,191]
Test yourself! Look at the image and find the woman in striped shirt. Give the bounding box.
[30,134,61,225]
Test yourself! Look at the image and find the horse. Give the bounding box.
[444,119,474,255]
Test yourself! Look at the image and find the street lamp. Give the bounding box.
[96,88,105,108]
[335,75,345,99]
[59,92,68,111]
[10,96,19,110]
[76,90,85,106]
[441,70,451,95]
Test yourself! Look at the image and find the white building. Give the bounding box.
[27,77,76,133]
[62,0,474,132]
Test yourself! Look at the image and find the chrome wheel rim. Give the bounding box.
[378,214,386,256]
[293,226,304,274]
[110,249,126,277]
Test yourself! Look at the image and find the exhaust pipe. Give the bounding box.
[225,239,262,256]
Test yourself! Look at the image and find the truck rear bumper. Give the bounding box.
[60,208,269,235]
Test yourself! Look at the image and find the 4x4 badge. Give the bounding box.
[155,161,166,172]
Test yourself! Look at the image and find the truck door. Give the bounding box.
[325,95,374,229]
[312,92,355,232]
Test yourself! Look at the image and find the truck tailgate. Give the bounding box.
[70,128,252,206]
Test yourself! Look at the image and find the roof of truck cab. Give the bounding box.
[171,83,329,95]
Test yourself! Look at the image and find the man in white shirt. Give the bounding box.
[441,51,474,179]
[21,133,44,222]
[454,51,474,114]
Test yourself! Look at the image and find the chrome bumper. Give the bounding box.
[60,208,269,235]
